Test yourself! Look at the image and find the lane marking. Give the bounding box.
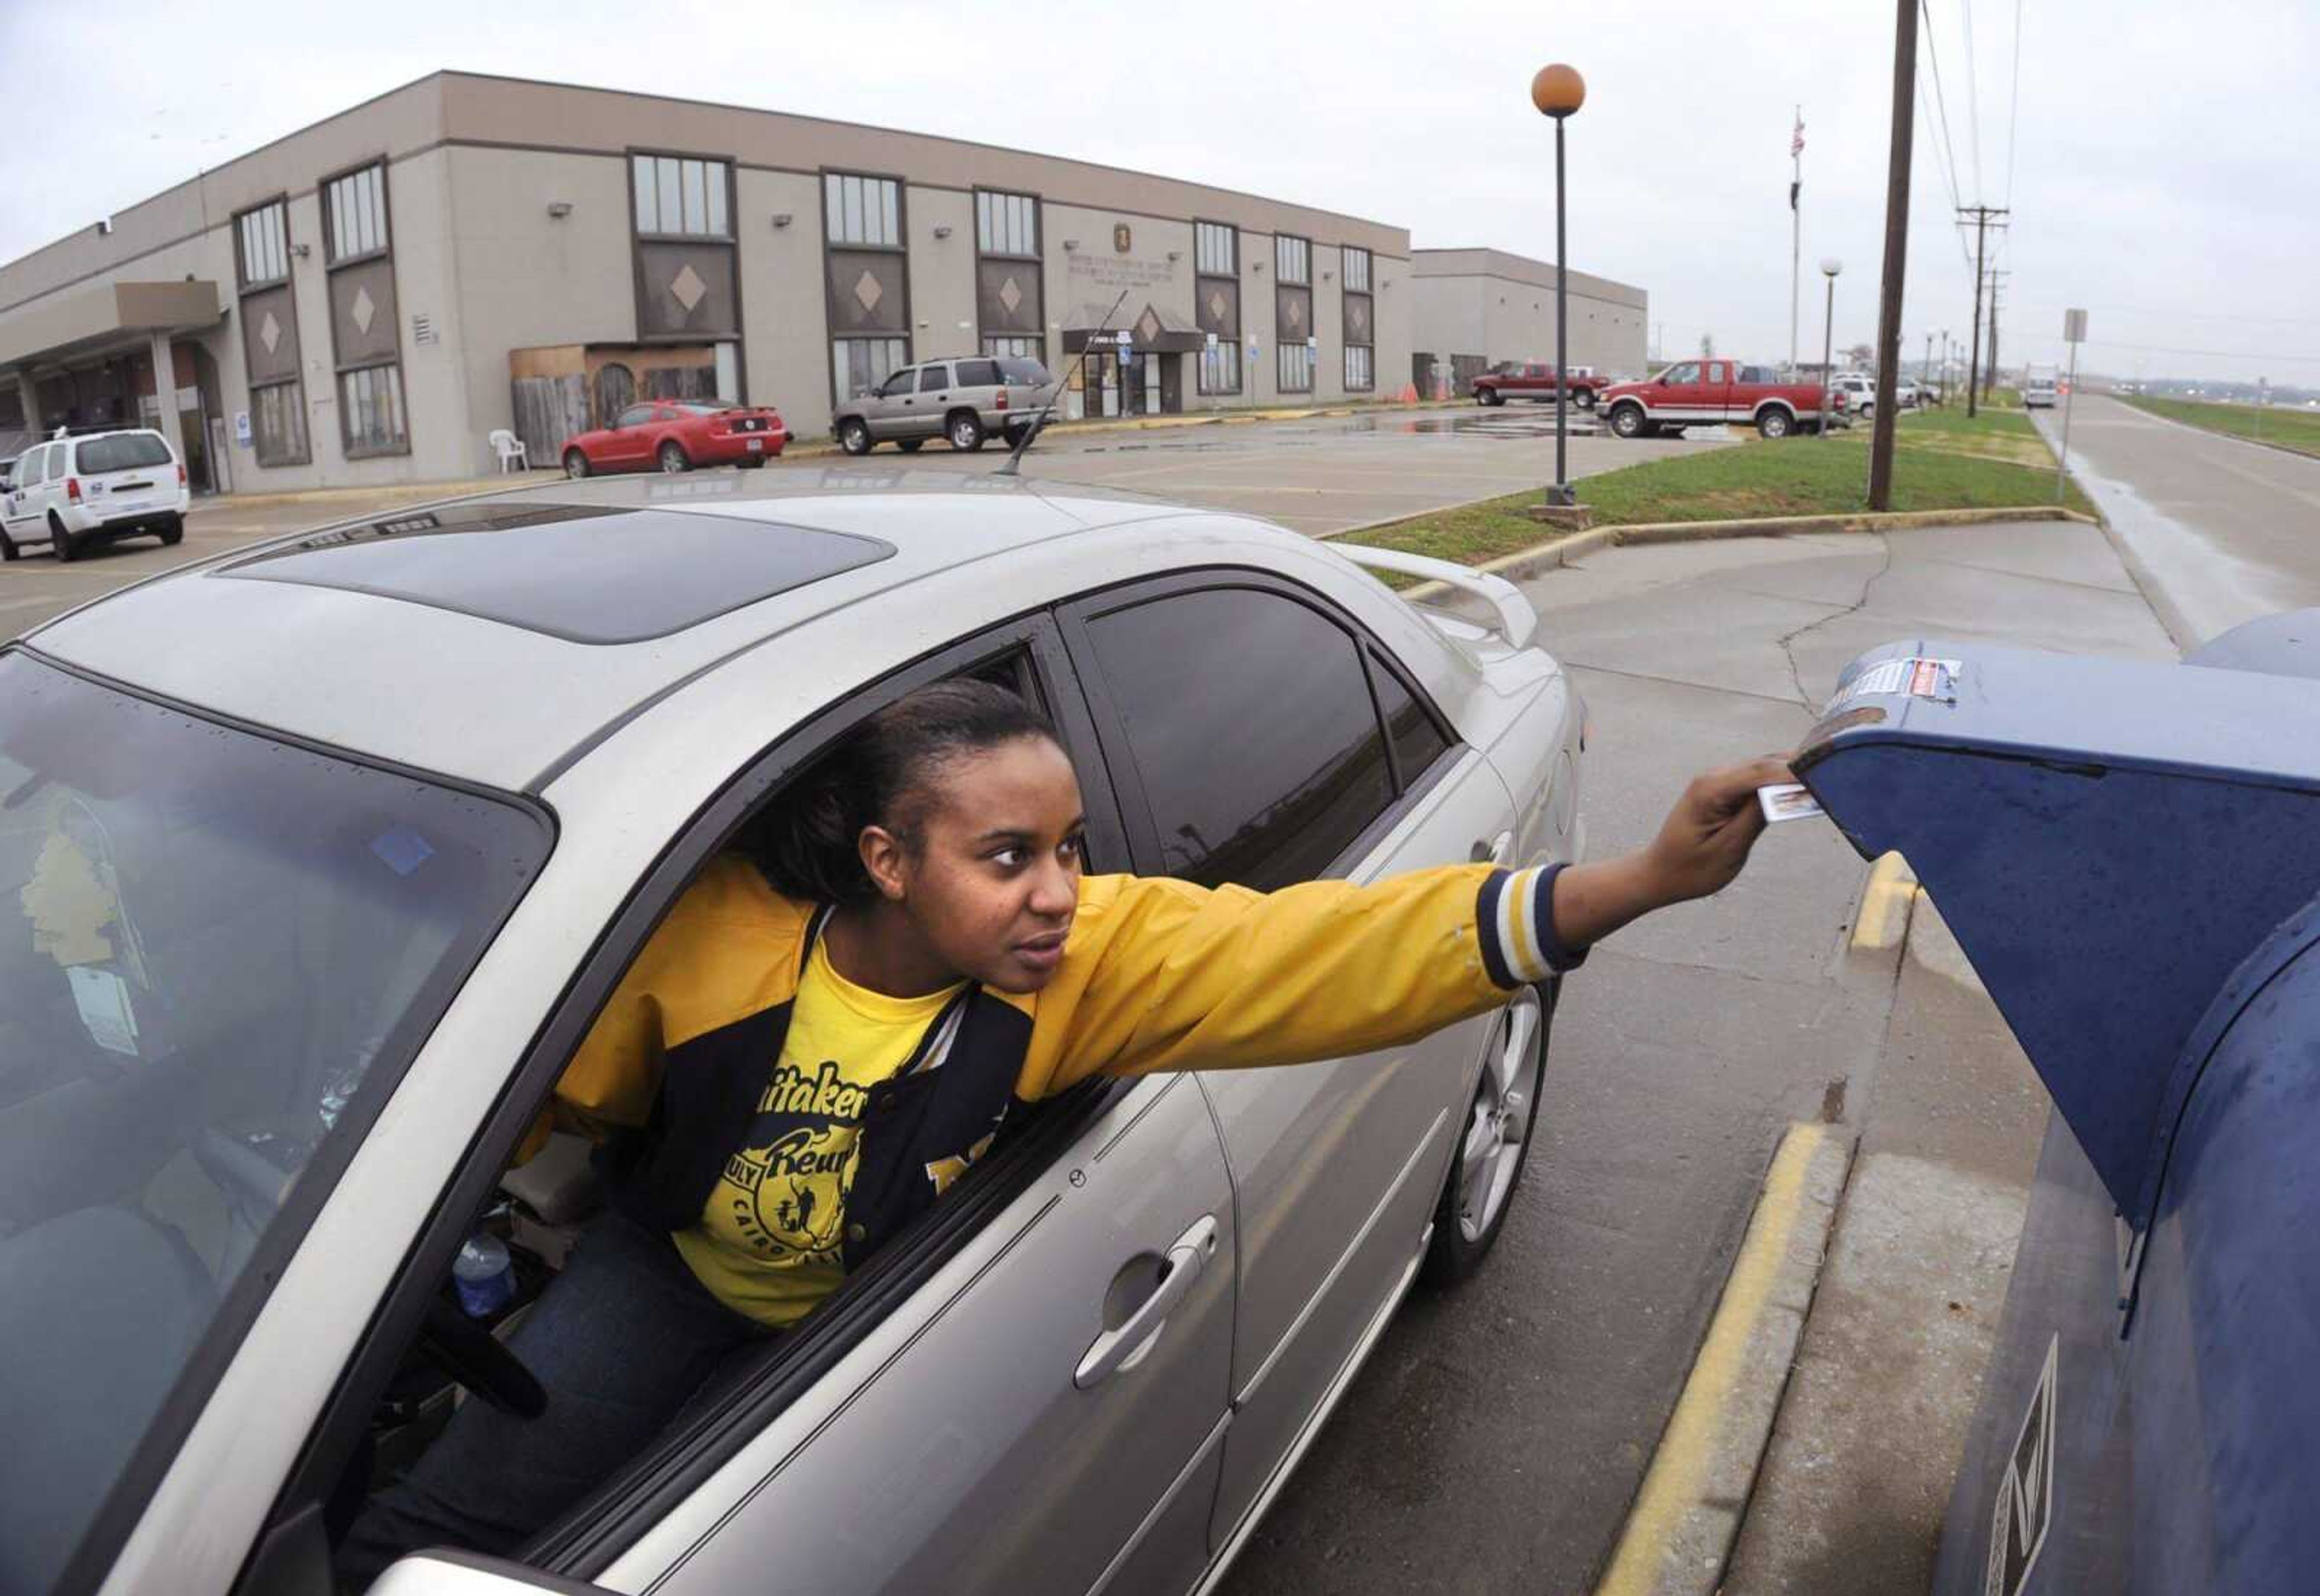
[1849,851,1919,951]
[1595,1121,1831,1596]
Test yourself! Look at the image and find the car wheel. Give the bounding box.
[657,441,691,474]
[897,439,925,453]
[838,419,873,455]
[736,456,766,469]
[1757,408,1794,440]
[49,516,76,563]
[1608,402,1645,439]
[1477,386,1503,407]
[1423,983,1550,1287]
[564,449,591,480]
[0,529,17,562]
[157,514,184,546]
[947,411,986,452]
[1575,389,1597,411]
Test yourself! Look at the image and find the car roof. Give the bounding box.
[18,469,1254,791]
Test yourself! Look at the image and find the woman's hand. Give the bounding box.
[1549,756,1797,951]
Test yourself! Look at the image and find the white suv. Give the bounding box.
[1,428,190,562]
[1829,373,1877,421]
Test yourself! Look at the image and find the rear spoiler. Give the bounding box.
[1329,544,1539,653]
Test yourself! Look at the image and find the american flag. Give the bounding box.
[1792,115,1805,157]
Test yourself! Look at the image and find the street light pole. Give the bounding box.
[1532,63,1587,509]
[1818,258,1842,437]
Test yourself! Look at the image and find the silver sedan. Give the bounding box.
[0,467,1584,1596]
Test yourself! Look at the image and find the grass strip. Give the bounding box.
[2118,394,2320,459]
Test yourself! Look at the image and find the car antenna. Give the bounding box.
[996,286,1130,478]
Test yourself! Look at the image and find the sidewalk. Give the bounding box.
[189,399,1457,516]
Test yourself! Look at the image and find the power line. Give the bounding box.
[1961,0,1985,198]
[2003,0,2023,208]
[1918,0,1973,271]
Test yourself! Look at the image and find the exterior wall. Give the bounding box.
[1413,247,1649,379]
[904,185,976,370]
[735,168,830,433]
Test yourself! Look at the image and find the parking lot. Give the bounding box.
[0,409,1712,636]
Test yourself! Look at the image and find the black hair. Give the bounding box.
[757,678,1063,903]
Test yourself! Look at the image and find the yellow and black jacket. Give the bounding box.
[554,857,1583,1270]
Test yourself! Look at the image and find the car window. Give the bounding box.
[996,357,1049,385]
[877,370,918,399]
[1741,365,1774,384]
[674,402,727,417]
[76,433,173,474]
[1083,585,1395,890]
[615,405,654,430]
[917,366,950,393]
[1663,362,1701,384]
[652,407,680,422]
[955,358,1001,388]
[1368,651,1452,788]
[0,651,547,1596]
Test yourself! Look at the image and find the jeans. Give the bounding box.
[338,1209,770,1589]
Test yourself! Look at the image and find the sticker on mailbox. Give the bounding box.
[1825,655,1962,715]
[1983,1333,2057,1596]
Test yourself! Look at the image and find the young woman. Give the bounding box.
[341,679,1791,1583]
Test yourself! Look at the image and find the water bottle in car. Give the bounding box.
[453,1232,515,1318]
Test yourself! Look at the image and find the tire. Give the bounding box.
[49,515,76,563]
[947,410,986,452]
[1422,983,1551,1287]
[736,456,766,469]
[158,514,184,546]
[1661,427,1686,439]
[0,529,17,563]
[1004,425,1030,449]
[1756,408,1794,440]
[1608,402,1646,439]
[897,439,925,453]
[563,449,591,480]
[837,418,873,456]
[1575,388,1597,411]
[1477,386,1504,407]
[656,441,691,474]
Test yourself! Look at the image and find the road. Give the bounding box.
[2039,392,2320,646]
[0,408,1710,638]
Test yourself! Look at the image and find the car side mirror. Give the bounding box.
[372,1550,616,1594]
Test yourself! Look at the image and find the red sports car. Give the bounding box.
[559,400,788,477]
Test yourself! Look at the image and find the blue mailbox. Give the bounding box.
[1796,619,2320,1595]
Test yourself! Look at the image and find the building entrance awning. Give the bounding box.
[0,280,225,371]
[1060,300,1207,355]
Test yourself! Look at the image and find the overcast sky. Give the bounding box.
[7,0,2313,384]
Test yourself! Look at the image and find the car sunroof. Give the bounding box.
[220,502,895,643]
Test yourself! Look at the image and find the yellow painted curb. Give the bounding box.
[1595,1122,1832,1596]
[1849,851,1920,951]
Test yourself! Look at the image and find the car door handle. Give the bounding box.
[1472,831,1513,864]
[1075,1214,1219,1391]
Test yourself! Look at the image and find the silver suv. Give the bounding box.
[833,355,1055,455]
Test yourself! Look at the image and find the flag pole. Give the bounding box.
[1790,106,1803,372]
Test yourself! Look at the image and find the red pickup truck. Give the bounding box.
[1472,361,1606,410]
[1597,360,1842,440]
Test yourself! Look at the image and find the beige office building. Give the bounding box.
[1411,248,1649,397]
[0,72,1417,493]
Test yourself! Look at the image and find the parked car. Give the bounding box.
[2022,364,2060,409]
[1597,360,1843,440]
[833,355,1055,455]
[1472,361,1605,411]
[0,469,1582,1596]
[1799,617,2320,1595]
[0,427,189,562]
[1828,373,1877,420]
[559,400,788,478]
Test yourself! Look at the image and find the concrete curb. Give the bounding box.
[1355,505,2096,605]
[1594,1121,1859,1596]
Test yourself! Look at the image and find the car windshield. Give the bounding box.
[75,434,173,474]
[0,652,549,1594]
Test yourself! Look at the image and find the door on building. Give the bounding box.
[1122,352,1174,417]
[1084,350,1123,419]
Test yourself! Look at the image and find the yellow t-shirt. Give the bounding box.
[672,938,962,1328]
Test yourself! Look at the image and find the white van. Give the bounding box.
[2022,365,2060,409]
[0,428,190,562]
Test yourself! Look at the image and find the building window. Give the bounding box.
[1278,343,1314,393]
[632,154,731,238]
[1343,246,1371,294]
[984,334,1045,362]
[340,364,407,455]
[1199,342,1241,395]
[1274,234,1310,286]
[825,172,902,249]
[834,336,911,401]
[324,164,389,262]
[1196,220,1238,276]
[976,191,1038,257]
[1344,345,1373,391]
[253,381,307,467]
[237,199,289,288]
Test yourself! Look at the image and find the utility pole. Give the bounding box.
[1959,205,2008,417]
[1867,0,1917,509]
[1985,269,2010,400]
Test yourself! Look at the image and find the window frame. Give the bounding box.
[1193,219,1239,278]
[1343,344,1373,393]
[1342,245,1371,294]
[233,195,292,291]
[1197,339,1242,396]
[1274,233,1310,287]
[628,150,736,242]
[821,168,907,252]
[254,612,1137,1583]
[982,333,1046,364]
[320,157,392,268]
[1057,568,1461,889]
[973,187,1040,260]
[318,155,411,459]
[1276,341,1315,395]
